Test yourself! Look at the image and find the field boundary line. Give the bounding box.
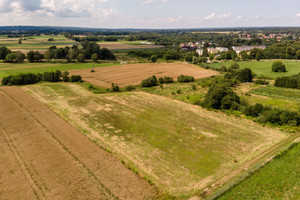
[0,123,44,200]
[0,88,118,200]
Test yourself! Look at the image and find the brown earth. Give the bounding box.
[69,62,219,88]
[0,86,158,200]
[98,42,164,50]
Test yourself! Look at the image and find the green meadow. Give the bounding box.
[211,60,300,78]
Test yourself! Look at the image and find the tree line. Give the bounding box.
[1,70,82,86]
[0,41,116,63]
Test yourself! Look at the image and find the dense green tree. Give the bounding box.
[91,53,99,62]
[237,68,253,82]
[5,53,17,62]
[272,61,287,72]
[0,47,11,60]
[202,83,240,110]
[239,51,248,61]
[77,53,86,63]
[15,52,25,63]
[150,55,158,62]
[27,51,35,62]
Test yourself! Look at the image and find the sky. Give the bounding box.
[0,0,300,29]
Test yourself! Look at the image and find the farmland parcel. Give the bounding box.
[0,86,158,200]
[69,63,218,88]
[24,83,289,197]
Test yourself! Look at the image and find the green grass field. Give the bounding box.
[217,143,300,200]
[252,86,300,102]
[240,85,300,112]
[211,60,300,78]
[23,82,288,198]
[0,62,119,79]
[0,35,77,51]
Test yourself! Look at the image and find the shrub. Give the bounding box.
[220,65,227,72]
[150,55,158,63]
[158,77,164,84]
[254,80,269,85]
[272,61,287,72]
[141,75,158,87]
[111,83,120,92]
[177,75,195,83]
[274,74,300,89]
[163,76,174,83]
[237,68,253,82]
[243,103,264,117]
[125,85,135,91]
[62,71,69,82]
[70,75,82,82]
[202,83,240,110]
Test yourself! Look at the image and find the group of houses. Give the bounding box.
[196,45,266,56]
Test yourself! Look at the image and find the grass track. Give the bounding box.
[217,142,300,200]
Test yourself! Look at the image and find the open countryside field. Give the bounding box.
[0,62,118,79]
[24,82,291,198]
[211,60,300,78]
[0,35,77,53]
[98,41,164,50]
[69,63,218,88]
[217,142,300,200]
[0,86,158,200]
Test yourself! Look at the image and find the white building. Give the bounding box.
[232,45,266,54]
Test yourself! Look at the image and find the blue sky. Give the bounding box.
[0,0,300,28]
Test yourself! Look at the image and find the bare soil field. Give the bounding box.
[98,42,164,50]
[24,83,289,198]
[0,86,158,200]
[69,63,219,88]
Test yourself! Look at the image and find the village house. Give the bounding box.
[232,45,266,54]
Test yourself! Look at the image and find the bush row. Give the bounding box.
[243,103,300,126]
[201,81,300,127]
[141,75,195,87]
[274,73,300,89]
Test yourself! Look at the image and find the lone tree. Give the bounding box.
[237,68,253,82]
[272,61,287,72]
[77,53,86,63]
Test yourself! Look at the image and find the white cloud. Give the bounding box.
[142,0,168,5]
[218,12,231,19]
[265,15,281,19]
[236,16,242,20]
[204,12,215,20]
[152,15,183,23]
[296,13,300,17]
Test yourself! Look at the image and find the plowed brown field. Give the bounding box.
[69,63,218,88]
[0,87,158,200]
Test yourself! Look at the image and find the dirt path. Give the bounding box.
[0,86,158,200]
